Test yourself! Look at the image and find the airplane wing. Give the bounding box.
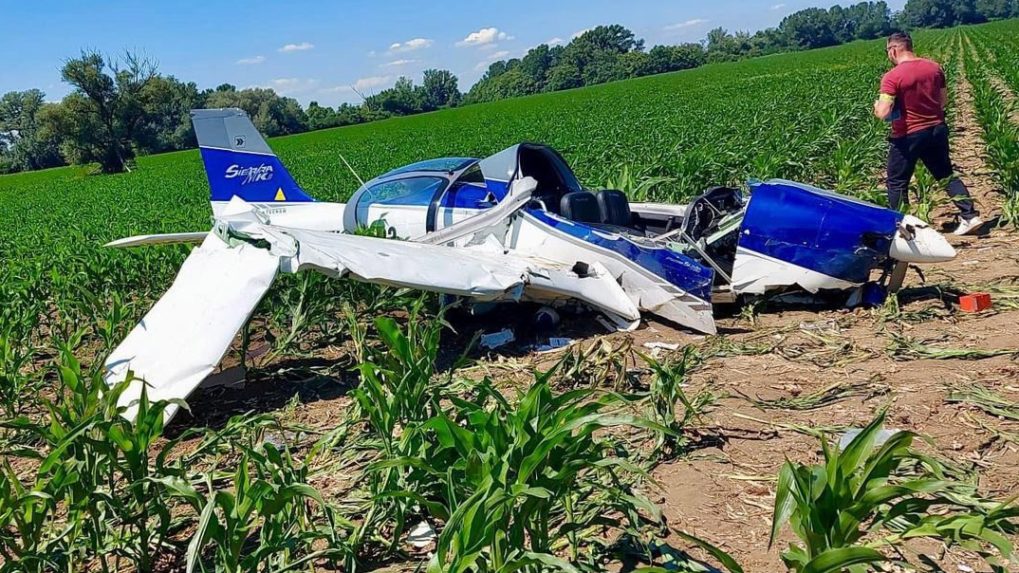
[105,232,209,248]
[268,225,641,322]
[107,215,640,421]
[104,234,279,420]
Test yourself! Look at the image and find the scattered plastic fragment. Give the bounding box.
[535,337,574,352]
[407,521,436,548]
[838,428,899,450]
[643,342,680,352]
[959,292,991,313]
[480,328,515,349]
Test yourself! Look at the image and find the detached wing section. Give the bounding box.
[274,227,534,298]
[104,235,279,420]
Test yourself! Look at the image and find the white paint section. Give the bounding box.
[523,262,641,327]
[629,202,688,219]
[211,201,347,232]
[731,246,857,295]
[273,227,533,298]
[105,232,208,248]
[889,215,956,263]
[104,234,279,421]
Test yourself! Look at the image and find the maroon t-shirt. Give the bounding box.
[880,58,946,138]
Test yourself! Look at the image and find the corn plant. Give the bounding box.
[771,411,1019,572]
[161,449,347,573]
[376,376,674,572]
[641,348,714,456]
[0,322,38,420]
[0,461,59,572]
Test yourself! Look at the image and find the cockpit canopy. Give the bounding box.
[478,143,583,214]
[345,143,586,234]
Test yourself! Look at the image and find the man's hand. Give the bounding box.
[874,93,895,120]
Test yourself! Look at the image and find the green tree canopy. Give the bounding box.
[0,89,65,172]
[203,86,308,136]
[58,50,159,173]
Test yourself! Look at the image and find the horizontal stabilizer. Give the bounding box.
[105,232,209,249]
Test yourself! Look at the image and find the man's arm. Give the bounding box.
[874,93,895,120]
[876,71,897,120]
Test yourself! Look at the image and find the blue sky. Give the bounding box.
[1,0,906,106]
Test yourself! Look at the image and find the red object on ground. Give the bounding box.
[959,292,992,313]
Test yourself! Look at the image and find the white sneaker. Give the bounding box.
[953,216,983,236]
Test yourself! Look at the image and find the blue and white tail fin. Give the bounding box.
[191,108,316,208]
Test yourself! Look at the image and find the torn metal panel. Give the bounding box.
[731,246,857,294]
[104,234,279,420]
[523,261,641,328]
[269,226,534,299]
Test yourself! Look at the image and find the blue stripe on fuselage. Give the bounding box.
[739,181,901,284]
[527,210,715,302]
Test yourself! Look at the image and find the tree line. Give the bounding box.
[2,0,1017,174]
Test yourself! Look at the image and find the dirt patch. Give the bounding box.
[943,60,1001,225]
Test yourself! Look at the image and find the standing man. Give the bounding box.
[873,32,983,236]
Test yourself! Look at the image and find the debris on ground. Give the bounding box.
[480,328,516,349]
[534,337,574,352]
[407,521,437,548]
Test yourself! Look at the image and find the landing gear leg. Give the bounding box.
[887,262,908,293]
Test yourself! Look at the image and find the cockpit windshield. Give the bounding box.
[354,176,448,226]
[382,158,477,177]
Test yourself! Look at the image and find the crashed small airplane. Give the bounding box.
[105,108,956,418]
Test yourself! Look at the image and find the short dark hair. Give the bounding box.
[888,32,913,51]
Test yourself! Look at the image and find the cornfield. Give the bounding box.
[2,19,1019,573]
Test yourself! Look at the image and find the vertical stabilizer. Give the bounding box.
[191,108,316,204]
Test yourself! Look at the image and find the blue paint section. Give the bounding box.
[739,181,902,284]
[484,179,510,202]
[440,182,495,209]
[528,210,715,302]
[200,147,316,203]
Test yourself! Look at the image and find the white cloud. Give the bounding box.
[322,76,393,94]
[571,27,593,39]
[547,37,565,46]
[236,55,265,65]
[388,38,433,53]
[382,59,418,67]
[268,78,320,95]
[457,27,513,47]
[278,42,314,53]
[664,19,709,30]
[771,3,786,9]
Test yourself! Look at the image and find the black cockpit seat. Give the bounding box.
[559,191,602,224]
[596,190,631,227]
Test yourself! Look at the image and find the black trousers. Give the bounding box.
[887,123,977,220]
